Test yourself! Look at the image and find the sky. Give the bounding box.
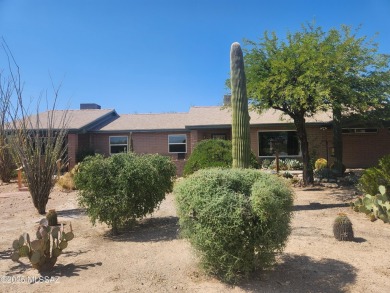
[0,0,389,114]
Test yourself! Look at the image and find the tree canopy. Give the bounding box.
[244,24,390,184]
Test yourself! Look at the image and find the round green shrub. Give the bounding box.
[174,168,293,283]
[75,153,176,234]
[183,139,259,176]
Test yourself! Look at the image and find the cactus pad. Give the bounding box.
[11,252,20,262]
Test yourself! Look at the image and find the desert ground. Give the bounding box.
[0,179,390,293]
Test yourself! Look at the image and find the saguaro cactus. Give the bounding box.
[230,42,251,168]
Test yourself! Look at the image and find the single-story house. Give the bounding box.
[36,100,390,175]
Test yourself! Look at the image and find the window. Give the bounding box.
[168,134,187,153]
[258,131,300,157]
[342,128,377,134]
[212,134,227,140]
[109,136,128,154]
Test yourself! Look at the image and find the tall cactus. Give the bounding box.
[230,42,251,168]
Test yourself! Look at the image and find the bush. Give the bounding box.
[261,159,271,169]
[75,153,176,234]
[183,139,259,176]
[315,158,327,170]
[174,168,293,283]
[56,164,78,191]
[285,158,303,170]
[359,154,390,196]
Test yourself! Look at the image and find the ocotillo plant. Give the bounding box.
[230,42,251,168]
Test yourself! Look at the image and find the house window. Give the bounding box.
[342,128,377,134]
[258,131,300,157]
[109,136,128,154]
[212,134,227,140]
[168,134,187,153]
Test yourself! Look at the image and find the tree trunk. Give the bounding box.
[332,104,343,176]
[293,115,313,185]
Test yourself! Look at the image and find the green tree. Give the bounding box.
[244,24,390,184]
[244,25,329,184]
[320,26,390,174]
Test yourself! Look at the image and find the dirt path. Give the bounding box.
[0,182,389,292]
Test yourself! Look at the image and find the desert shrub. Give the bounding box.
[261,158,271,169]
[183,139,259,176]
[359,154,390,196]
[174,168,293,283]
[269,159,288,170]
[56,165,78,191]
[315,158,327,170]
[285,158,303,170]
[75,153,176,234]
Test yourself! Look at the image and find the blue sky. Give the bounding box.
[1,0,389,114]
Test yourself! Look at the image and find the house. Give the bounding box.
[42,101,390,175]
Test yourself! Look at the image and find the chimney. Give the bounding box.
[223,95,231,106]
[80,103,101,110]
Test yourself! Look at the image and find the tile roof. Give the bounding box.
[96,106,333,132]
[98,112,189,131]
[18,109,117,131]
[187,106,333,127]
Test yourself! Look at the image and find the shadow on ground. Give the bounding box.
[3,249,96,277]
[104,216,179,242]
[0,248,12,260]
[56,208,86,219]
[239,254,357,293]
[293,202,350,211]
[37,262,103,279]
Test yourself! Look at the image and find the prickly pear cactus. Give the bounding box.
[10,218,74,271]
[333,213,354,241]
[46,209,58,226]
[230,42,251,168]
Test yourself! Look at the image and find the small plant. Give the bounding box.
[315,158,327,170]
[261,159,271,169]
[351,185,390,223]
[11,218,74,271]
[282,171,293,179]
[333,213,354,241]
[285,158,303,170]
[46,209,58,226]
